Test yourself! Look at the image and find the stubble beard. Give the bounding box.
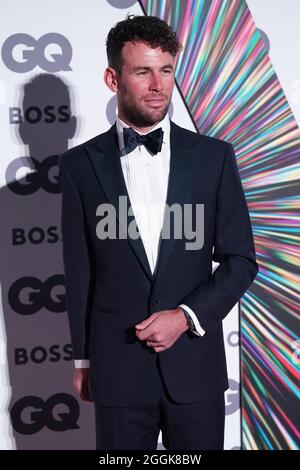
[121,96,170,128]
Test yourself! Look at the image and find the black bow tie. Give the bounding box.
[123,127,164,155]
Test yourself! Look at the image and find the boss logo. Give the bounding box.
[11,394,79,434]
[12,226,60,246]
[6,156,60,195]
[1,33,72,73]
[10,105,70,124]
[8,275,65,315]
[15,344,72,365]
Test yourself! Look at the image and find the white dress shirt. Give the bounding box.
[75,115,205,368]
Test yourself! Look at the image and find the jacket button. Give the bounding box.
[151,299,161,306]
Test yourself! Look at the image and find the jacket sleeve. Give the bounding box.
[181,142,259,334]
[59,155,92,359]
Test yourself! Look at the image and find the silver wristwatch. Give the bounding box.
[182,309,196,332]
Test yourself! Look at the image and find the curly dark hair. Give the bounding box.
[106,14,182,75]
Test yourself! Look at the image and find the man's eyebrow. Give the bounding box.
[132,64,174,71]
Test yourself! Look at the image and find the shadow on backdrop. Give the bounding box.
[0,74,95,449]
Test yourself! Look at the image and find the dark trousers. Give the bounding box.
[94,357,225,450]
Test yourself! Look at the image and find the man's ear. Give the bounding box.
[104,67,119,93]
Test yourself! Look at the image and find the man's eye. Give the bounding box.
[138,71,148,75]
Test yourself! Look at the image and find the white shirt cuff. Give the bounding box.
[178,304,206,336]
[74,359,90,368]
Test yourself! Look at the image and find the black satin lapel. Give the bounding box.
[153,122,202,286]
[86,124,153,281]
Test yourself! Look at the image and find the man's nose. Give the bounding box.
[149,73,163,92]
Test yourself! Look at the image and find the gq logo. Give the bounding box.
[11,394,79,434]
[8,275,65,315]
[225,379,240,415]
[1,33,72,73]
[6,156,60,195]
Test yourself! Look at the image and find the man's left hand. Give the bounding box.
[135,308,189,353]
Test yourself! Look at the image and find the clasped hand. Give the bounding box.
[135,308,188,353]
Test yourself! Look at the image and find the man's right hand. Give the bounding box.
[73,367,93,402]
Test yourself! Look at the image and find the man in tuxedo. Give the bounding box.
[59,14,258,450]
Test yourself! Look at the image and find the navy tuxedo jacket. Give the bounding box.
[59,119,258,406]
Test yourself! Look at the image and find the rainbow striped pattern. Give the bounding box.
[140,0,300,449]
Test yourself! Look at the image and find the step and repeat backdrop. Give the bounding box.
[0,0,299,450]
